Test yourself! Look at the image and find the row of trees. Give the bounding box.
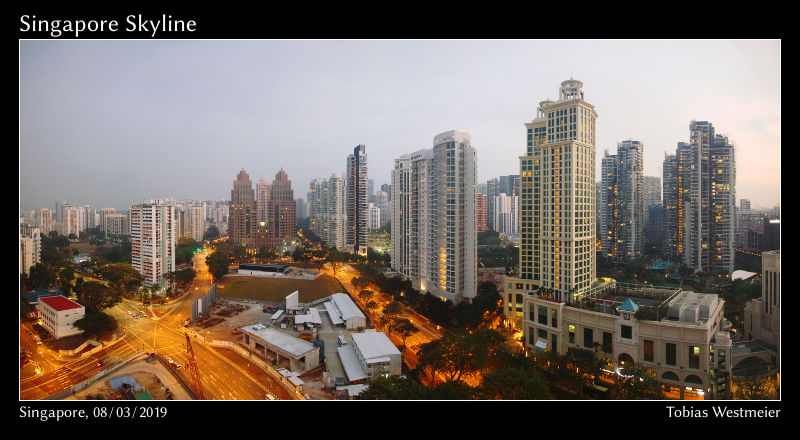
[361,328,553,400]
[351,263,503,330]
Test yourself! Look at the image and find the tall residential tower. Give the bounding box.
[504,79,598,324]
[391,130,477,303]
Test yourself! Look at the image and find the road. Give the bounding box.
[21,247,295,400]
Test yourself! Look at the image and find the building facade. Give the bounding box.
[229,169,257,249]
[663,123,737,274]
[599,140,644,264]
[20,223,41,275]
[390,130,477,303]
[308,174,347,250]
[476,192,487,233]
[346,145,368,255]
[521,285,732,399]
[744,250,780,354]
[504,79,598,322]
[493,193,519,236]
[130,199,176,289]
[38,295,85,339]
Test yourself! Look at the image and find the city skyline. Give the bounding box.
[20,40,780,211]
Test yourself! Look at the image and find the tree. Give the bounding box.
[27,263,56,290]
[327,248,345,277]
[74,281,122,311]
[565,348,606,397]
[429,380,477,400]
[358,375,429,400]
[734,363,774,400]
[611,362,663,400]
[203,224,220,241]
[358,289,374,302]
[206,251,230,282]
[418,329,500,383]
[352,277,371,290]
[480,367,553,400]
[365,301,378,311]
[59,266,75,294]
[393,318,419,351]
[98,264,141,290]
[257,246,279,260]
[73,310,118,337]
[417,339,447,384]
[20,300,35,322]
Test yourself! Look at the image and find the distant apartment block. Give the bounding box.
[130,199,176,289]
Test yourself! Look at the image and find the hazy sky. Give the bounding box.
[20,40,780,212]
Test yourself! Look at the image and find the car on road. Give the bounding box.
[95,360,105,367]
[25,330,31,335]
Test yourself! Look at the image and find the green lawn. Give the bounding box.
[216,274,344,303]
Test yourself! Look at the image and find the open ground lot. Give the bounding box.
[69,242,100,254]
[216,274,343,303]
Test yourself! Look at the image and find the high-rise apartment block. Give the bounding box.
[599,140,644,264]
[367,203,381,230]
[104,213,128,236]
[663,122,735,274]
[375,190,389,227]
[129,199,176,289]
[493,193,519,236]
[187,204,205,242]
[20,223,41,275]
[229,169,256,249]
[308,174,347,249]
[346,145,368,255]
[391,130,477,303]
[740,199,750,210]
[486,175,520,231]
[296,198,308,220]
[39,208,53,235]
[504,79,599,322]
[380,183,391,201]
[476,193,487,233]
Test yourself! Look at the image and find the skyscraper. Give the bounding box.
[129,199,176,289]
[20,223,41,275]
[268,169,297,247]
[346,145,368,255]
[188,203,205,242]
[599,140,644,264]
[308,174,346,249]
[375,190,389,227]
[296,198,308,220]
[664,122,736,274]
[390,130,477,303]
[380,183,391,201]
[493,193,519,236]
[476,193,487,233]
[504,79,598,324]
[38,208,53,236]
[229,169,256,249]
[740,199,750,210]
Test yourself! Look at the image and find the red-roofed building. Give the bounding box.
[37,296,85,339]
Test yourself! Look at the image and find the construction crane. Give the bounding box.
[184,332,206,400]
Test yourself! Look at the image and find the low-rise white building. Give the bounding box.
[240,323,320,373]
[337,330,401,383]
[37,296,85,339]
[329,293,366,329]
